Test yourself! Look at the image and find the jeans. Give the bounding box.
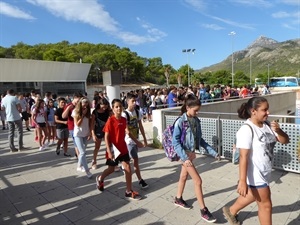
[74,136,88,172]
[8,119,23,149]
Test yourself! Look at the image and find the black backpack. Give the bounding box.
[94,110,106,138]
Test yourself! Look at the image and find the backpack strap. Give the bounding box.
[124,110,130,124]
[243,123,253,139]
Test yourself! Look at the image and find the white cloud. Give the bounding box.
[208,15,255,30]
[183,0,207,11]
[229,0,273,7]
[201,23,225,30]
[279,0,300,6]
[0,1,35,19]
[26,0,166,45]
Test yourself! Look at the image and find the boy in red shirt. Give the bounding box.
[96,99,145,200]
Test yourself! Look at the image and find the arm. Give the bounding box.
[238,148,249,197]
[199,138,218,157]
[16,103,22,113]
[138,120,147,146]
[270,121,290,144]
[54,115,67,125]
[62,104,73,119]
[125,125,144,148]
[104,132,113,159]
[91,113,98,142]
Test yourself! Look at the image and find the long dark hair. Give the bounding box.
[180,94,201,115]
[237,97,268,119]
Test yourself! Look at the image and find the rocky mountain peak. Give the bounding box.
[247,35,278,49]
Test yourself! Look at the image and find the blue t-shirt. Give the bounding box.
[167,92,177,108]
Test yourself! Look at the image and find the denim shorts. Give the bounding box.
[248,183,269,189]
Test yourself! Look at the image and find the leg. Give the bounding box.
[133,157,142,180]
[63,137,69,154]
[253,186,272,225]
[182,163,206,209]
[37,127,43,147]
[122,161,133,192]
[15,119,23,148]
[74,136,89,171]
[229,187,256,216]
[92,137,101,165]
[7,121,15,149]
[99,165,115,181]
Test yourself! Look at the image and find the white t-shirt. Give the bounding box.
[236,119,277,186]
[122,109,141,145]
[71,110,90,137]
[33,107,46,123]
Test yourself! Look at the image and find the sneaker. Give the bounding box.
[86,171,93,179]
[222,206,240,225]
[91,162,97,170]
[96,175,104,191]
[119,165,125,174]
[174,197,192,209]
[139,179,149,189]
[76,167,85,172]
[125,190,142,200]
[200,207,217,223]
[55,147,60,155]
[39,146,46,151]
[64,152,72,157]
[215,154,221,161]
[51,140,56,146]
[26,127,31,131]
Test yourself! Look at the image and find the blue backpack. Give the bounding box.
[162,117,188,162]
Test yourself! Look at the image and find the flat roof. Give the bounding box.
[0,58,91,82]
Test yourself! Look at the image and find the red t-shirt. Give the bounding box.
[64,103,75,130]
[103,115,128,158]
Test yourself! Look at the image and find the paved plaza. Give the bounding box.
[0,122,299,225]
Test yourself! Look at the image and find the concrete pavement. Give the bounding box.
[0,122,299,225]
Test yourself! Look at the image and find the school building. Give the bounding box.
[0,58,91,96]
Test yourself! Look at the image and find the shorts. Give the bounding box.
[21,111,29,121]
[57,128,69,139]
[127,144,138,159]
[0,110,6,121]
[48,121,55,127]
[105,153,130,166]
[248,183,269,189]
[37,122,46,128]
[95,132,105,139]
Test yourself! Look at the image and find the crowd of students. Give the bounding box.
[1,81,283,224]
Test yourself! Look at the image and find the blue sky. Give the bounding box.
[0,0,299,70]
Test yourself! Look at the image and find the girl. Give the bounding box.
[32,99,49,151]
[222,97,289,225]
[47,99,57,146]
[95,99,144,200]
[172,94,216,223]
[91,98,111,170]
[72,97,92,178]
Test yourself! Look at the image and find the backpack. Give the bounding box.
[124,108,140,136]
[162,117,188,162]
[94,110,106,138]
[233,121,270,164]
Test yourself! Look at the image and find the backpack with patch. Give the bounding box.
[162,117,188,162]
[124,108,140,136]
[233,121,270,164]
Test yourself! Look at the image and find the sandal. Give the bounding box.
[64,153,71,157]
[96,175,104,191]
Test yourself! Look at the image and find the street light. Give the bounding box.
[228,31,236,87]
[267,64,270,85]
[182,48,196,86]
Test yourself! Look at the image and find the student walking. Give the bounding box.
[222,97,289,225]
[32,99,49,151]
[172,94,216,223]
[95,99,145,200]
[91,98,111,170]
[122,93,148,188]
[46,99,57,146]
[54,97,71,157]
[72,97,93,178]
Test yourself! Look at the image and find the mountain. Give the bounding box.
[199,36,300,77]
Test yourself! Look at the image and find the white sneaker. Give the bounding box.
[76,167,85,172]
[86,171,93,179]
[39,146,45,151]
[51,141,56,146]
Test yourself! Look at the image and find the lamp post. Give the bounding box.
[250,55,252,85]
[267,64,270,85]
[182,48,196,86]
[228,31,236,87]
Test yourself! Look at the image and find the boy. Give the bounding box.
[122,93,149,188]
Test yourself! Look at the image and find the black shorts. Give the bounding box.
[21,112,29,121]
[105,153,130,166]
[37,122,47,128]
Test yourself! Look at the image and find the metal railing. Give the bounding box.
[165,112,300,174]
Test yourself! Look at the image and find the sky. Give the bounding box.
[0,0,300,70]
